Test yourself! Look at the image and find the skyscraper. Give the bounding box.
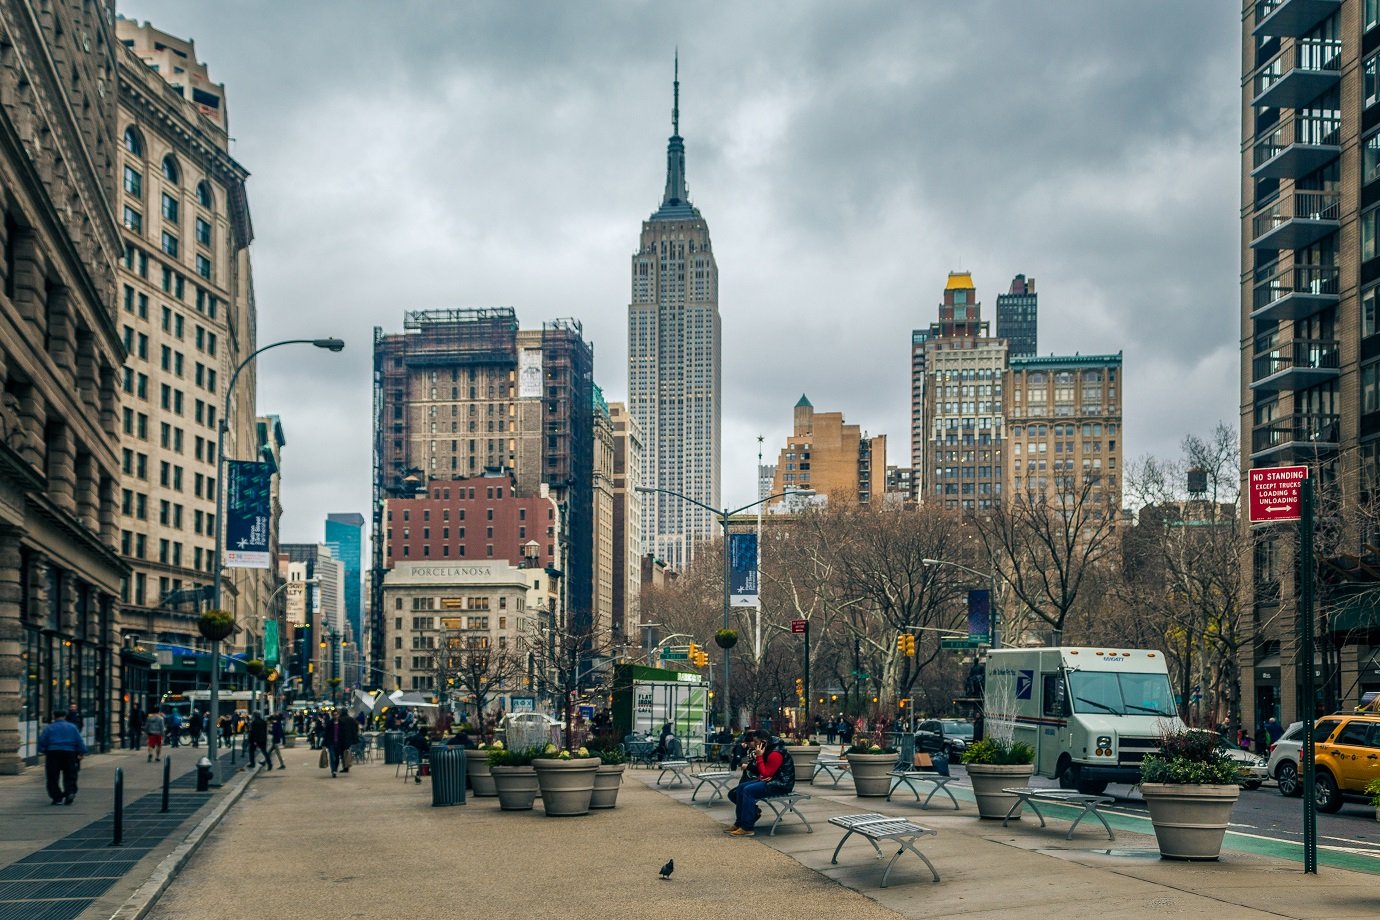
[768,395,886,507]
[996,274,1038,357]
[628,58,721,569]
[324,512,365,683]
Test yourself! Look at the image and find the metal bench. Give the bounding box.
[759,791,812,836]
[812,756,851,787]
[828,813,940,888]
[622,740,655,767]
[886,770,959,810]
[690,770,738,803]
[1000,787,1116,840]
[655,760,693,787]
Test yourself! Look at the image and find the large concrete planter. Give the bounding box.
[966,763,1036,819]
[1140,783,1240,860]
[467,755,497,797]
[534,757,600,816]
[590,763,626,809]
[846,752,898,796]
[491,766,538,811]
[787,746,821,785]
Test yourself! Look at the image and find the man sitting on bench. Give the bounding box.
[725,729,795,838]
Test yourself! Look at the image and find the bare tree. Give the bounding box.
[976,471,1121,645]
[433,621,523,737]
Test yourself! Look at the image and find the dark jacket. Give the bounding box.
[271,718,285,744]
[326,716,360,749]
[249,716,268,746]
[761,737,796,794]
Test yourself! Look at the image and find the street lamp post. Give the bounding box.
[921,558,1000,649]
[636,487,806,730]
[207,337,343,784]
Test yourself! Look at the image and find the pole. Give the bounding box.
[990,570,1001,650]
[1300,477,1317,874]
[161,755,171,813]
[803,620,811,735]
[721,512,731,731]
[111,768,123,847]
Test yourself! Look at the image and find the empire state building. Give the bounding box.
[628,60,721,569]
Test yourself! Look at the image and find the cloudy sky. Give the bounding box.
[120,0,1240,545]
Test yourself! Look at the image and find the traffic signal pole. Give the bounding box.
[803,620,811,734]
[1300,478,1317,874]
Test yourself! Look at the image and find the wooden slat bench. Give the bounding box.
[885,770,959,810]
[828,813,940,887]
[1000,787,1116,840]
[655,760,692,787]
[690,770,738,804]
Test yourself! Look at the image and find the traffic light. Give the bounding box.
[897,633,915,656]
[688,642,700,660]
[795,677,804,700]
[693,649,708,667]
[906,634,916,656]
[898,698,908,709]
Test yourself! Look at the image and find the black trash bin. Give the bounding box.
[384,730,406,765]
[430,744,466,807]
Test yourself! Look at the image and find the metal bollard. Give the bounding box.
[112,768,124,847]
[161,755,171,813]
[196,756,212,792]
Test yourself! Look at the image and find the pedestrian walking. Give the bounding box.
[219,714,233,748]
[322,709,359,777]
[127,703,143,750]
[167,709,182,748]
[38,710,87,805]
[268,713,287,768]
[144,709,166,762]
[188,709,204,748]
[248,713,271,769]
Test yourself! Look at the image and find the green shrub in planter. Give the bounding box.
[197,610,235,642]
[1139,730,1241,785]
[714,628,738,649]
[488,744,540,767]
[961,738,1035,766]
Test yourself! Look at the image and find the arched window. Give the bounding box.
[162,156,180,184]
[196,181,213,209]
[123,126,143,156]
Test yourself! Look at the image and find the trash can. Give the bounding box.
[430,744,466,807]
[384,731,406,765]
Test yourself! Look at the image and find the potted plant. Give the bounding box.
[1139,729,1242,860]
[488,744,540,810]
[961,737,1036,819]
[586,739,628,809]
[532,744,601,816]
[845,737,899,796]
[468,740,499,796]
[714,628,738,649]
[785,731,822,784]
[197,609,235,642]
[244,659,265,677]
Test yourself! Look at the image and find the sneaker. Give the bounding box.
[722,824,740,834]
[64,794,74,805]
[728,827,756,837]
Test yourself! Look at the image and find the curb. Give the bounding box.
[107,764,261,920]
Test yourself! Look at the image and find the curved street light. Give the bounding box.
[206,337,344,784]
[635,486,809,730]
[921,557,1001,650]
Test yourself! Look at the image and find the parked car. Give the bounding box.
[1216,736,1268,789]
[1266,720,1305,797]
[914,719,974,759]
[1306,713,1380,812]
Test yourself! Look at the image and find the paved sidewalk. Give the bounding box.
[143,752,1380,920]
[0,743,259,920]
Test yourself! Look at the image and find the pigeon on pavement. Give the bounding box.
[658,858,674,880]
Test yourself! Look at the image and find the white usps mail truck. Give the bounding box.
[983,647,1184,793]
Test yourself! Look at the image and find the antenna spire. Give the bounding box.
[672,49,680,136]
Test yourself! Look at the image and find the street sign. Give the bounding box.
[791,619,807,634]
[940,638,983,650]
[660,651,688,660]
[1248,465,1308,523]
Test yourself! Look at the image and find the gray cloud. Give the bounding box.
[120,0,1240,542]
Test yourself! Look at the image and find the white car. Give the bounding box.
[1219,739,1268,789]
[503,712,562,727]
[1265,720,1305,797]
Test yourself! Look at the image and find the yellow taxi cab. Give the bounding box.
[1309,711,1380,812]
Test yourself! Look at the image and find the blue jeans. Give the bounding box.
[735,780,769,830]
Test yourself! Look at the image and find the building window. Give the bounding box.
[123,166,142,197]
[1366,131,1380,187]
[161,232,179,257]
[161,193,179,223]
[195,217,211,246]
[1366,286,1379,339]
[195,254,212,279]
[1364,208,1380,263]
[162,155,180,184]
[1370,0,1380,33]
[123,126,143,155]
[122,206,142,233]
[196,181,213,209]
[1364,362,1380,415]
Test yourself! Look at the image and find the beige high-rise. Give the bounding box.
[768,395,886,507]
[113,20,272,697]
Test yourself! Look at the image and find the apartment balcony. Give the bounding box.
[1251,191,1340,251]
[1251,39,1341,109]
[1250,412,1340,460]
[1250,338,1340,392]
[1250,264,1339,322]
[1253,0,1341,38]
[1250,118,1340,180]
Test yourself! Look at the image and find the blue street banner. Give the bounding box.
[225,460,273,569]
[967,589,991,642]
[729,532,759,607]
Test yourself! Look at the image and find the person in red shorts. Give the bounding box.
[144,709,166,762]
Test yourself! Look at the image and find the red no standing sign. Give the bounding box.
[1248,465,1308,523]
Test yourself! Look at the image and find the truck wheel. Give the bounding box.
[1058,759,1078,790]
[1275,760,1302,797]
[1315,771,1343,813]
[1077,779,1108,795]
